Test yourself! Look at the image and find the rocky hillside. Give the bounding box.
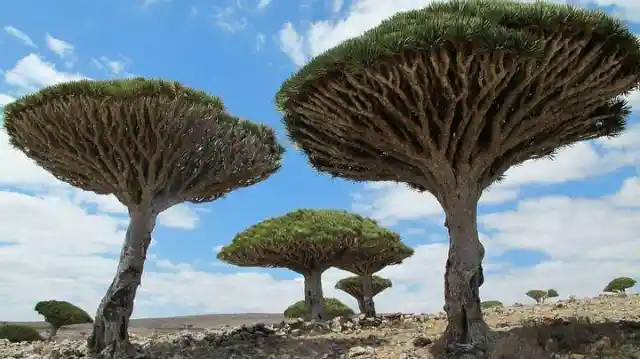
[2,294,640,359]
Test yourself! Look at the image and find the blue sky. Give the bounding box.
[0,0,639,321]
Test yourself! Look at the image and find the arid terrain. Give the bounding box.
[3,294,640,358]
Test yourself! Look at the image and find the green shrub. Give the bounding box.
[480,300,503,309]
[284,298,354,320]
[603,277,637,293]
[34,300,93,338]
[0,324,43,343]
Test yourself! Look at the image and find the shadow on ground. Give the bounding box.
[429,317,640,359]
[139,333,387,359]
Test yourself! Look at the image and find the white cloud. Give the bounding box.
[332,0,344,12]
[0,94,15,106]
[257,0,271,8]
[279,23,307,66]
[255,32,265,51]
[212,7,248,33]
[44,33,74,58]
[4,54,86,92]
[4,26,36,48]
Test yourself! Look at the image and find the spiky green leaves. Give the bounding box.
[216,209,407,274]
[276,0,640,109]
[4,78,284,207]
[604,277,637,293]
[335,275,392,297]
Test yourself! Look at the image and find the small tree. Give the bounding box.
[335,246,412,317]
[526,290,548,304]
[604,277,637,293]
[335,276,393,315]
[284,298,354,320]
[480,300,503,310]
[275,0,640,353]
[4,79,283,358]
[547,289,559,299]
[217,209,408,321]
[35,300,93,339]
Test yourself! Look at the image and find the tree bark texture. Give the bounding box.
[303,270,326,321]
[360,274,376,317]
[442,188,490,358]
[356,298,365,314]
[48,325,58,340]
[87,209,157,359]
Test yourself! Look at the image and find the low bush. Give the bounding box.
[0,324,43,343]
[284,298,354,320]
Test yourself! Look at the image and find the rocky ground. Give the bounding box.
[2,294,640,359]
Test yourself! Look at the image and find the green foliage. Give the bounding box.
[34,300,93,330]
[0,324,43,343]
[5,78,224,118]
[217,209,406,272]
[547,289,559,298]
[284,298,354,320]
[276,0,640,109]
[335,275,393,295]
[526,289,548,303]
[604,277,637,293]
[480,300,503,309]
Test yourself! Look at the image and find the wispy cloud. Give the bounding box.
[257,0,271,8]
[4,26,36,48]
[255,33,265,51]
[212,7,248,33]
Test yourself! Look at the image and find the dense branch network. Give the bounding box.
[4,79,284,209]
[277,1,640,195]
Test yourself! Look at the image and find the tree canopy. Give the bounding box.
[35,300,93,330]
[275,0,640,194]
[3,78,284,208]
[216,209,405,274]
[604,277,637,293]
[335,275,393,297]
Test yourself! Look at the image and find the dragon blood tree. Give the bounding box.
[335,245,412,317]
[335,276,393,316]
[3,79,283,359]
[216,209,408,321]
[275,0,640,355]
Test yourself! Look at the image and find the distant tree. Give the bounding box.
[275,0,640,354]
[335,276,393,316]
[284,298,354,320]
[35,300,93,339]
[480,300,503,310]
[335,246,412,317]
[0,324,43,343]
[526,290,549,304]
[3,78,284,358]
[546,289,559,299]
[217,209,408,321]
[604,277,637,293]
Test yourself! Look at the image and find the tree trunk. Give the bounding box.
[360,274,376,317]
[356,297,365,314]
[48,325,58,340]
[87,208,157,359]
[303,270,325,321]
[441,188,490,358]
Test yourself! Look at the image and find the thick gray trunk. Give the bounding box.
[87,208,157,359]
[303,270,325,321]
[356,297,365,314]
[441,188,490,358]
[360,274,376,317]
